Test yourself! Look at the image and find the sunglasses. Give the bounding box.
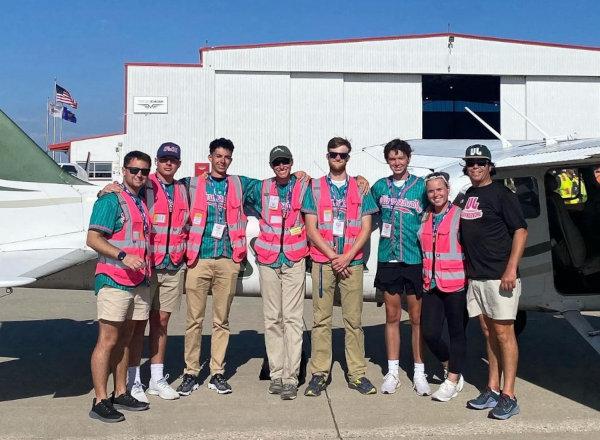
[158,157,180,164]
[327,152,350,160]
[465,159,489,167]
[125,166,151,176]
[271,158,291,166]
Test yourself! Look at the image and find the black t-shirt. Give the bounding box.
[459,182,527,280]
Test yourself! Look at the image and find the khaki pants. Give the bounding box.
[258,259,306,386]
[184,258,240,376]
[309,263,366,382]
[151,268,185,313]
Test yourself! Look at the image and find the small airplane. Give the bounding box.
[1,106,599,355]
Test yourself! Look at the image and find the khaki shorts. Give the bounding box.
[466,278,521,320]
[97,285,151,322]
[151,268,185,313]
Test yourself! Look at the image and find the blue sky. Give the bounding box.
[2,0,600,148]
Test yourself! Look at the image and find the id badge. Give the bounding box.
[381,222,392,238]
[193,213,203,225]
[211,223,225,239]
[290,226,303,236]
[333,219,344,237]
[268,195,279,210]
[270,215,282,224]
[154,213,166,224]
[323,209,333,222]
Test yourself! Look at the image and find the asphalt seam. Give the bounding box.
[325,388,343,440]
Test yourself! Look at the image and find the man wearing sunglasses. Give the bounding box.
[244,145,310,400]
[87,151,153,422]
[459,144,528,420]
[302,137,379,397]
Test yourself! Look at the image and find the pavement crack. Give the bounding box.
[325,388,343,440]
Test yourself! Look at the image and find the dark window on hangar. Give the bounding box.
[422,75,500,139]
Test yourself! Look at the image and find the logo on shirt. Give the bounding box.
[379,196,423,214]
[207,193,226,209]
[461,197,483,220]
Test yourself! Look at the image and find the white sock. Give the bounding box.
[151,363,164,382]
[127,365,141,387]
[414,362,425,375]
[388,360,399,375]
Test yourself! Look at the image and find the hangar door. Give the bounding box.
[422,75,500,139]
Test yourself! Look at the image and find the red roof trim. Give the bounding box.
[48,132,122,151]
[198,32,600,57]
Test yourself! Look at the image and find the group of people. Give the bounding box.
[86,136,527,423]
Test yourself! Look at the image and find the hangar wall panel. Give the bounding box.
[343,74,422,148]
[526,77,600,139]
[500,76,527,139]
[213,71,290,178]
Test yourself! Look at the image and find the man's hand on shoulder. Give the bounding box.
[98,181,122,198]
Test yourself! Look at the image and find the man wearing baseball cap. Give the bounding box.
[244,145,310,400]
[458,144,528,420]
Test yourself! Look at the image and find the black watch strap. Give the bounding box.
[117,251,127,261]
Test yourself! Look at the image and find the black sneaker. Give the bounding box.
[304,374,327,397]
[208,373,232,394]
[89,398,125,423]
[467,388,500,410]
[348,376,377,395]
[281,383,297,400]
[268,378,283,395]
[177,373,199,396]
[489,394,520,420]
[111,391,149,411]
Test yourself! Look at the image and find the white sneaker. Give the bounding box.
[413,372,431,396]
[148,374,180,400]
[129,381,149,404]
[431,378,460,402]
[456,374,464,393]
[380,372,400,394]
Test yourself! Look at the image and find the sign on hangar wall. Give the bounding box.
[133,96,168,114]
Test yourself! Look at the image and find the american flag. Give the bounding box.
[55,84,78,109]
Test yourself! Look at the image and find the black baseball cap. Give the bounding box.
[157,142,181,160]
[269,145,293,164]
[463,144,492,161]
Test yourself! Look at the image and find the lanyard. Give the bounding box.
[277,178,294,219]
[326,175,348,219]
[432,203,452,243]
[385,176,411,211]
[158,178,174,213]
[123,186,149,236]
[208,176,228,224]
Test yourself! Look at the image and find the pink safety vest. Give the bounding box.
[186,175,248,264]
[145,173,189,267]
[254,177,309,265]
[418,204,466,293]
[310,176,364,263]
[95,191,152,286]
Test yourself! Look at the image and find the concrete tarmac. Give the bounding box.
[0,288,599,439]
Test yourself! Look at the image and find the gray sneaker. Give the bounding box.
[268,378,283,395]
[467,388,500,410]
[280,383,297,400]
[489,394,520,420]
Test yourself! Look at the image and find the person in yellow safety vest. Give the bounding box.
[558,170,587,205]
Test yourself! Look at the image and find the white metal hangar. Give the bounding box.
[111,33,600,179]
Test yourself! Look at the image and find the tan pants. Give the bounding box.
[184,258,240,376]
[258,259,306,386]
[309,263,366,381]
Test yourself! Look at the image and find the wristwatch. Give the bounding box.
[117,251,127,261]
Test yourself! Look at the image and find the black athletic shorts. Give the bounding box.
[374,262,423,297]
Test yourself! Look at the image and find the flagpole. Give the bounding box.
[45,98,49,151]
[53,78,57,145]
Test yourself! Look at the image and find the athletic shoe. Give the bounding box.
[456,374,465,393]
[208,374,232,394]
[489,394,520,420]
[280,383,297,400]
[380,372,400,394]
[148,374,180,400]
[176,373,199,396]
[268,378,283,395]
[413,372,431,396]
[432,379,460,402]
[129,381,148,404]
[304,374,327,397]
[111,391,149,411]
[467,388,500,410]
[89,398,125,423]
[348,376,377,395]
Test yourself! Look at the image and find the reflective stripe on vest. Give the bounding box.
[95,191,151,286]
[418,204,466,293]
[145,174,189,266]
[186,175,248,264]
[254,177,309,264]
[309,176,363,263]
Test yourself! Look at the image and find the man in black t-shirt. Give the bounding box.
[458,145,528,421]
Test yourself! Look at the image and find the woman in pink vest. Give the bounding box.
[418,172,468,402]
